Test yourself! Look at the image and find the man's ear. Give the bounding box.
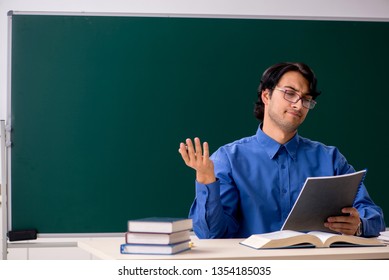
[261,89,270,105]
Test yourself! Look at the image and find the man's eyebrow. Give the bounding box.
[283,85,298,91]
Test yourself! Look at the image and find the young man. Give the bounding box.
[178,62,385,239]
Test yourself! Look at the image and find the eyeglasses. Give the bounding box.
[274,87,316,109]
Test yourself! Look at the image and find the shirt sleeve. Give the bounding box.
[333,148,386,236]
[188,148,240,238]
[354,184,386,236]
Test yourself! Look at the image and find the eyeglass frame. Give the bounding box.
[274,86,317,109]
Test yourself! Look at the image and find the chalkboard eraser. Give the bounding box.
[8,229,38,241]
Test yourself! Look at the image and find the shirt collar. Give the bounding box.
[256,124,299,160]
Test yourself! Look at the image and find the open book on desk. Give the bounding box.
[378,231,389,244]
[282,170,367,232]
[240,230,385,249]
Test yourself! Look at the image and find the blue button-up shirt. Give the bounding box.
[189,126,385,238]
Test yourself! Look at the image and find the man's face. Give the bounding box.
[263,71,311,134]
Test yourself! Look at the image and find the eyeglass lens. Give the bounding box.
[283,90,315,109]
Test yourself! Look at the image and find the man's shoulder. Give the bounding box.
[223,134,257,149]
[298,135,339,152]
[211,134,256,157]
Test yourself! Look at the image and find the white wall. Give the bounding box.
[0,0,389,259]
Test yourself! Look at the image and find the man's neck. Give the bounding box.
[261,122,297,144]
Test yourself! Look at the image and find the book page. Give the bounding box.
[308,231,384,247]
[259,230,307,240]
[308,231,340,243]
[241,230,322,249]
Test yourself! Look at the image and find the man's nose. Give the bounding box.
[292,98,304,109]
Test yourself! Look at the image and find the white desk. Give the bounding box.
[78,236,389,260]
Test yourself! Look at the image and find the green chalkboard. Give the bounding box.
[9,14,389,233]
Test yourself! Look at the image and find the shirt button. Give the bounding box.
[281,164,286,169]
[282,189,287,194]
[202,191,207,195]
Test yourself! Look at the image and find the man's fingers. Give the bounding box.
[186,138,196,159]
[327,216,350,223]
[325,208,361,235]
[327,224,354,235]
[179,142,190,164]
[194,137,203,157]
[203,142,210,161]
[342,207,359,218]
[179,138,213,171]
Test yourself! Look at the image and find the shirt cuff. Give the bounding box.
[195,179,221,202]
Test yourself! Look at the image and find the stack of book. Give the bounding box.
[120,217,193,255]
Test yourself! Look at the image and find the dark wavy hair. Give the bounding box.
[254,62,321,121]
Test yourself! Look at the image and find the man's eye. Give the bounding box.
[285,90,297,96]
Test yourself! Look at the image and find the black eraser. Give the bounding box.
[8,229,38,241]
